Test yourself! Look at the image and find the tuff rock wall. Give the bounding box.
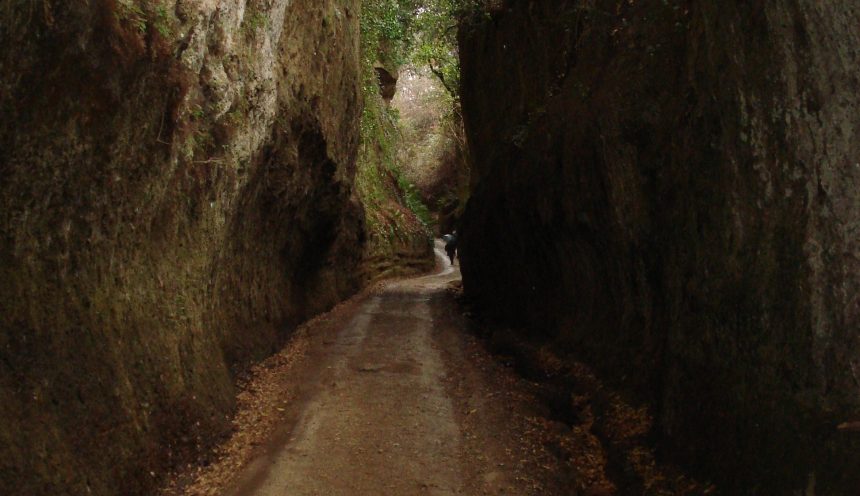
[458,1,860,493]
[0,1,363,494]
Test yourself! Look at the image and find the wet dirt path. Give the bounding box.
[222,243,556,496]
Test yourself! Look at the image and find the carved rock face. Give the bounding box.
[458,1,860,493]
[0,1,364,494]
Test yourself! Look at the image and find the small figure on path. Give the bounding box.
[443,230,458,265]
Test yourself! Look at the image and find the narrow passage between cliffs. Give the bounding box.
[165,240,714,496]
[165,242,571,495]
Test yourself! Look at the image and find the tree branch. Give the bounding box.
[428,59,458,99]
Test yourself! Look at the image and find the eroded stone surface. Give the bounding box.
[0,1,363,494]
[458,2,860,493]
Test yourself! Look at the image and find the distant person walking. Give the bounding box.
[443,231,458,265]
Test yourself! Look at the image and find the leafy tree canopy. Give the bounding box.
[362,0,483,99]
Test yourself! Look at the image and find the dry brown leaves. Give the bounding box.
[159,292,371,496]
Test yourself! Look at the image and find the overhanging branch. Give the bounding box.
[428,60,458,99]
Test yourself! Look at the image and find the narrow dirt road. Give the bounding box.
[160,244,712,496]
[218,243,567,496]
[167,241,706,496]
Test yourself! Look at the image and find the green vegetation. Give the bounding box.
[356,77,430,247]
[152,3,172,37]
[116,0,147,33]
[399,174,433,226]
[115,0,175,38]
[356,0,481,264]
[360,0,414,68]
[361,0,479,97]
[409,0,466,98]
[393,70,470,232]
[357,0,433,256]
[242,8,269,37]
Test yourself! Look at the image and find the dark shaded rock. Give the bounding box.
[374,65,399,101]
[457,1,860,493]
